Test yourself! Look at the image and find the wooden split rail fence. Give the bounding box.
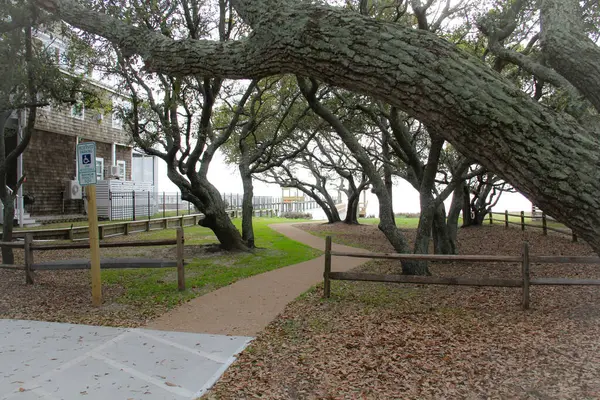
[323,236,600,309]
[488,211,576,242]
[9,214,201,242]
[0,227,187,290]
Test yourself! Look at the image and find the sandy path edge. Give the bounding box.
[145,223,368,336]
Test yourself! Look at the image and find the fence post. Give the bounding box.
[176,227,185,291]
[124,221,129,235]
[99,225,104,240]
[572,232,578,242]
[323,236,332,298]
[69,224,75,241]
[148,191,151,220]
[163,192,166,218]
[132,190,136,221]
[521,241,530,310]
[542,213,547,235]
[504,210,508,228]
[520,211,525,231]
[24,233,34,285]
[489,212,493,224]
[180,215,184,227]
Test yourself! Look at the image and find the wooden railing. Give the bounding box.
[10,214,201,241]
[0,227,186,290]
[488,210,576,242]
[322,236,600,310]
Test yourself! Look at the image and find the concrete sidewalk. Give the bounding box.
[146,223,368,336]
[0,320,251,400]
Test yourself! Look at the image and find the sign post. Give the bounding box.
[77,142,101,307]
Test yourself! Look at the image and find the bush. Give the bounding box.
[394,212,420,218]
[281,211,313,219]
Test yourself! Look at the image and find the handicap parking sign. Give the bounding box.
[77,142,97,186]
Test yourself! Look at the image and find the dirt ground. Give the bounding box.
[207,224,600,399]
[0,237,231,327]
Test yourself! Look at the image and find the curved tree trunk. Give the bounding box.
[461,184,474,227]
[432,203,454,255]
[404,202,434,276]
[45,0,600,253]
[1,201,15,264]
[239,167,255,248]
[446,183,464,250]
[297,78,410,270]
[184,178,247,251]
[323,191,342,223]
[344,192,360,224]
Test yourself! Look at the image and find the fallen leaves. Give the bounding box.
[207,225,600,399]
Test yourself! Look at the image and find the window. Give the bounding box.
[111,103,122,129]
[112,97,130,129]
[95,157,104,181]
[117,160,126,180]
[71,101,85,120]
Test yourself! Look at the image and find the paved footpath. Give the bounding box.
[147,223,369,336]
[0,320,251,400]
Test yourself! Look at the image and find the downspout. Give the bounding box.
[111,142,116,167]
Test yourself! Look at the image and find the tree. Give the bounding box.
[462,171,514,227]
[218,77,315,246]
[103,0,251,250]
[37,0,600,255]
[0,0,84,263]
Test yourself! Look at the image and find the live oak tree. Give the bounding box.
[36,0,600,257]
[101,0,252,250]
[218,77,315,247]
[0,0,85,263]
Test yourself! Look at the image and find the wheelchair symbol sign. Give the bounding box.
[77,142,97,186]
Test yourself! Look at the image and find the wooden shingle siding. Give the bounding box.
[22,130,83,216]
[34,105,130,145]
[20,102,134,216]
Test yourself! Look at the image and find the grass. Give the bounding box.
[360,216,420,228]
[99,217,321,310]
[15,210,199,231]
[488,211,568,230]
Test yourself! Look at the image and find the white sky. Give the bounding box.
[156,150,532,214]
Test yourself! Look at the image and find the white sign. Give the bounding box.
[77,142,97,186]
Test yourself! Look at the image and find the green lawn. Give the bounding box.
[100,217,321,310]
[488,211,568,230]
[15,210,198,231]
[360,216,420,228]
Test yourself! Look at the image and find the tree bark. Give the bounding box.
[405,202,434,275]
[183,177,248,251]
[298,78,410,262]
[40,0,600,253]
[540,0,600,113]
[432,203,454,254]
[344,191,360,224]
[461,184,474,227]
[446,183,464,250]
[239,166,255,248]
[1,201,15,264]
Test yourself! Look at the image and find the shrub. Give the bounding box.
[394,212,420,218]
[281,211,313,219]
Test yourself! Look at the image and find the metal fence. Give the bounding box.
[109,191,195,221]
[108,191,318,221]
